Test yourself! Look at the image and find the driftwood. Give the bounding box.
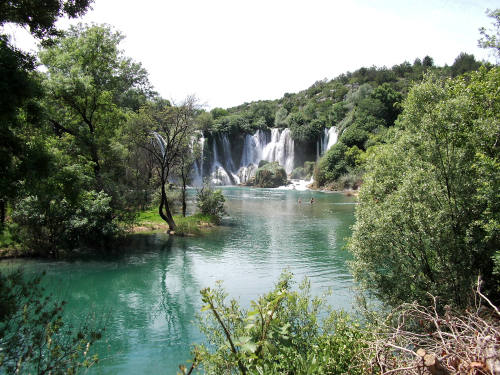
[360,278,500,375]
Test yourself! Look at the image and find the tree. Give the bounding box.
[0,36,44,225]
[132,96,200,230]
[274,107,288,128]
[196,185,227,224]
[478,8,500,62]
[194,110,214,131]
[422,55,434,67]
[39,23,155,178]
[0,0,93,226]
[0,0,93,40]
[210,107,229,120]
[348,68,500,310]
[371,83,403,125]
[451,52,482,77]
[173,136,202,217]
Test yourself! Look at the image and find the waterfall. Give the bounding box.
[198,128,298,186]
[318,126,338,158]
[153,132,166,156]
[190,132,204,186]
[240,130,266,168]
[209,133,240,186]
[262,128,295,174]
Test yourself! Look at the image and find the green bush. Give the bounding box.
[184,270,369,375]
[314,143,349,187]
[258,160,269,168]
[290,167,305,179]
[12,190,120,256]
[196,186,227,224]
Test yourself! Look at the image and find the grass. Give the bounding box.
[136,209,218,236]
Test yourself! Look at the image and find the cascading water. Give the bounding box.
[209,133,240,186]
[262,128,295,174]
[190,132,204,186]
[317,126,338,159]
[194,127,336,186]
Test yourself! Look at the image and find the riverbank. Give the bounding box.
[134,210,219,236]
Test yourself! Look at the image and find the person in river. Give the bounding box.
[298,198,301,204]
[311,198,314,204]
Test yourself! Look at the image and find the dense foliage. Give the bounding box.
[348,67,500,309]
[196,185,227,224]
[184,271,369,375]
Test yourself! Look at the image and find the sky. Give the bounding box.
[6,0,499,109]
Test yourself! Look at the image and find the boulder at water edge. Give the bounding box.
[254,161,288,188]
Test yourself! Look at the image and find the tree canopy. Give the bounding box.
[348,67,500,309]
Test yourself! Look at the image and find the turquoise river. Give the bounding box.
[2,187,358,374]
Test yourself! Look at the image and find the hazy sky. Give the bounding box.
[7,0,499,109]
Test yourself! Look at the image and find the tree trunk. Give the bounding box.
[0,199,5,225]
[181,186,187,218]
[159,170,176,231]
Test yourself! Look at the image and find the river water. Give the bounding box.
[3,187,357,374]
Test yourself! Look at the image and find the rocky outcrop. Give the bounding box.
[254,161,287,188]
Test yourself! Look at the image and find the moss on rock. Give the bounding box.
[254,161,287,188]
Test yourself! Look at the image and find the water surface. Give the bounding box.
[3,187,357,374]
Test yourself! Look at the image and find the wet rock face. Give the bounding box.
[254,161,287,188]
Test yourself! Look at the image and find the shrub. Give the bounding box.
[184,270,369,375]
[196,186,227,224]
[258,160,269,168]
[12,190,120,256]
[290,167,305,179]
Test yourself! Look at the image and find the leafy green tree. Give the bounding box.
[274,107,288,128]
[338,125,369,149]
[348,68,500,310]
[214,114,252,134]
[0,0,92,39]
[131,96,199,230]
[11,145,120,256]
[450,52,482,77]
[0,36,44,225]
[478,8,500,61]
[196,185,227,224]
[39,23,155,177]
[0,0,92,227]
[194,110,214,131]
[210,107,229,120]
[249,101,275,128]
[314,142,349,187]
[371,83,403,125]
[287,112,323,143]
[422,55,434,67]
[328,102,349,126]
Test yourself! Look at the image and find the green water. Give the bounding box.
[2,187,357,374]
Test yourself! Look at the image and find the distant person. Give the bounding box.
[298,198,301,204]
[311,198,314,204]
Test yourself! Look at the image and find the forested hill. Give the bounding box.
[197,52,486,189]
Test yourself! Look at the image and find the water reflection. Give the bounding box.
[1,187,357,374]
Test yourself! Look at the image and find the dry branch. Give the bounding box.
[361,285,500,375]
